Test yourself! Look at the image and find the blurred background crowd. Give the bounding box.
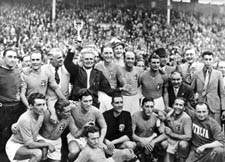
[0,0,225,65]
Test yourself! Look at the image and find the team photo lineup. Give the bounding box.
[1,0,225,162]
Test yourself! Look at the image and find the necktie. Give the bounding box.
[202,70,209,96]
[203,70,209,90]
[55,67,60,84]
[174,88,179,97]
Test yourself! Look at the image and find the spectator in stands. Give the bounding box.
[112,40,125,66]
[191,51,225,125]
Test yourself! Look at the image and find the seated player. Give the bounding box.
[132,97,166,162]
[75,125,139,162]
[5,93,55,162]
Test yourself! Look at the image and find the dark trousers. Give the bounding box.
[0,102,25,152]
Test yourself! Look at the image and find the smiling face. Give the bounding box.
[173,98,185,116]
[184,48,195,64]
[30,52,42,71]
[102,47,114,63]
[124,52,135,68]
[113,45,124,59]
[150,58,160,71]
[171,72,182,88]
[82,53,95,69]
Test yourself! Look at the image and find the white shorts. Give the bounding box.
[36,135,62,161]
[5,137,29,162]
[123,93,141,115]
[167,138,179,154]
[67,133,87,149]
[98,91,113,113]
[154,96,165,111]
[106,157,115,162]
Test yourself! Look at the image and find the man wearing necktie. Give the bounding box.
[167,71,195,109]
[177,47,204,85]
[191,51,225,125]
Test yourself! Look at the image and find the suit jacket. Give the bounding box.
[178,62,204,85]
[191,69,225,113]
[64,51,120,108]
[168,83,195,108]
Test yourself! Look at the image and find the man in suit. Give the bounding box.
[168,71,195,109]
[64,46,123,108]
[178,47,204,85]
[191,51,225,125]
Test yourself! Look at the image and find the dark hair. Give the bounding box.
[174,97,186,106]
[84,125,99,137]
[78,88,93,100]
[101,44,112,54]
[28,93,45,106]
[195,101,210,111]
[148,53,160,63]
[55,99,70,112]
[141,97,154,107]
[3,48,17,57]
[201,51,214,58]
[111,92,123,103]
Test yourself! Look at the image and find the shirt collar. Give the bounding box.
[203,66,212,73]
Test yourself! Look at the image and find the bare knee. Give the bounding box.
[178,141,189,151]
[31,149,43,162]
[68,141,81,157]
[178,141,189,157]
[161,140,168,150]
[121,141,136,150]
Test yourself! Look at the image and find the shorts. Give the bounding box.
[36,135,62,161]
[5,137,28,162]
[167,138,179,154]
[67,133,87,149]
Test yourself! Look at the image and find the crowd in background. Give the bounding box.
[1,1,225,62]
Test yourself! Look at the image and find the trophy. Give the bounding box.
[74,20,84,42]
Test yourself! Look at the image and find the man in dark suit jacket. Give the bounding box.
[64,47,122,108]
[168,71,195,109]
